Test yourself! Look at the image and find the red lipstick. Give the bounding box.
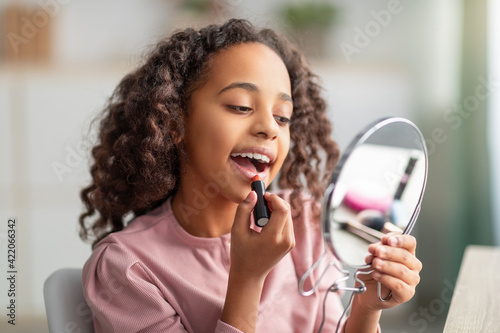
[251,175,270,227]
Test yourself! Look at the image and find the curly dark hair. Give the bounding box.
[79,18,339,247]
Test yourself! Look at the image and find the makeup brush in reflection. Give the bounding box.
[338,219,385,244]
[357,210,403,234]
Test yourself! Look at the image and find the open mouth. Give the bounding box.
[230,152,271,174]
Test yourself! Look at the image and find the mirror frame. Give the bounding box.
[321,117,429,270]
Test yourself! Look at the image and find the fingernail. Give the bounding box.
[365,255,373,264]
[373,272,381,280]
[244,192,253,203]
[389,237,399,246]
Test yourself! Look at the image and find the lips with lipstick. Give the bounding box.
[230,152,272,174]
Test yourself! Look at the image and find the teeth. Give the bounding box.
[231,152,271,164]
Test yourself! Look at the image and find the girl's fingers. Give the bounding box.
[365,254,374,265]
[232,191,257,235]
[371,257,421,286]
[372,270,416,303]
[363,235,421,309]
[368,235,421,271]
[260,193,295,252]
[262,193,291,235]
[370,245,422,272]
[369,235,417,254]
[381,234,417,255]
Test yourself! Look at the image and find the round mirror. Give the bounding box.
[322,117,428,269]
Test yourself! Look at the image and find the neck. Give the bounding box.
[171,183,238,238]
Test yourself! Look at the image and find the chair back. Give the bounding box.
[44,268,94,333]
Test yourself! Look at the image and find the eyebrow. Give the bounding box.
[218,82,293,103]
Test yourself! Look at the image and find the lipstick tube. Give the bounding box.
[251,175,270,227]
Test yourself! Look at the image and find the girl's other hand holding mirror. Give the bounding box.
[357,234,422,312]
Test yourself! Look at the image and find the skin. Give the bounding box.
[345,233,422,332]
[172,42,292,238]
[171,42,422,333]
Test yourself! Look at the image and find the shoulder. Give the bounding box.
[82,197,175,284]
[82,240,144,293]
[91,197,173,253]
[81,235,184,332]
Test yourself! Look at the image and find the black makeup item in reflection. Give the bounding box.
[394,156,418,200]
[251,175,270,227]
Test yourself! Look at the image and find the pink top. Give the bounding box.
[82,191,347,332]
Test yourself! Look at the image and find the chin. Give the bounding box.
[223,186,252,205]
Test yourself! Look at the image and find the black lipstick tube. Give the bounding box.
[251,177,270,227]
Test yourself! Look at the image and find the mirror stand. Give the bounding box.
[299,253,375,333]
[298,251,368,296]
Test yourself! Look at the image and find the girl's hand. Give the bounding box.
[221,192,295,331]
[229,191,295,281]
[355,234,422,312]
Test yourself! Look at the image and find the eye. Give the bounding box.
[228,105,253,112]
[274,115,290,126]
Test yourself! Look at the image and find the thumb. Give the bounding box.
[232,191,257,235]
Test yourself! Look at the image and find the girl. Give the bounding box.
[80,19,422,332]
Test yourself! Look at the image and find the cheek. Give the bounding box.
[272,131,291,172]
[194,115,237,157]
[281,130,291,160]
[210,119,238,146]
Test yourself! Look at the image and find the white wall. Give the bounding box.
[0,66,126,324]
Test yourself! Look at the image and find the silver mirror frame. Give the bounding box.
[322,117,428,270]
[299,117,429,328]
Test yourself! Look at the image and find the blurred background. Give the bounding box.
[0,0,498,332]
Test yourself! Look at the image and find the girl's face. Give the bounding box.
[182,42,293,203]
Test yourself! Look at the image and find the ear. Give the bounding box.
[172,113,189,145]
[171,130,183,144]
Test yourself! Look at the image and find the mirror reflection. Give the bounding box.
[323,118,428,268]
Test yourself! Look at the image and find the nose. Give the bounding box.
[252,108,279,140]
